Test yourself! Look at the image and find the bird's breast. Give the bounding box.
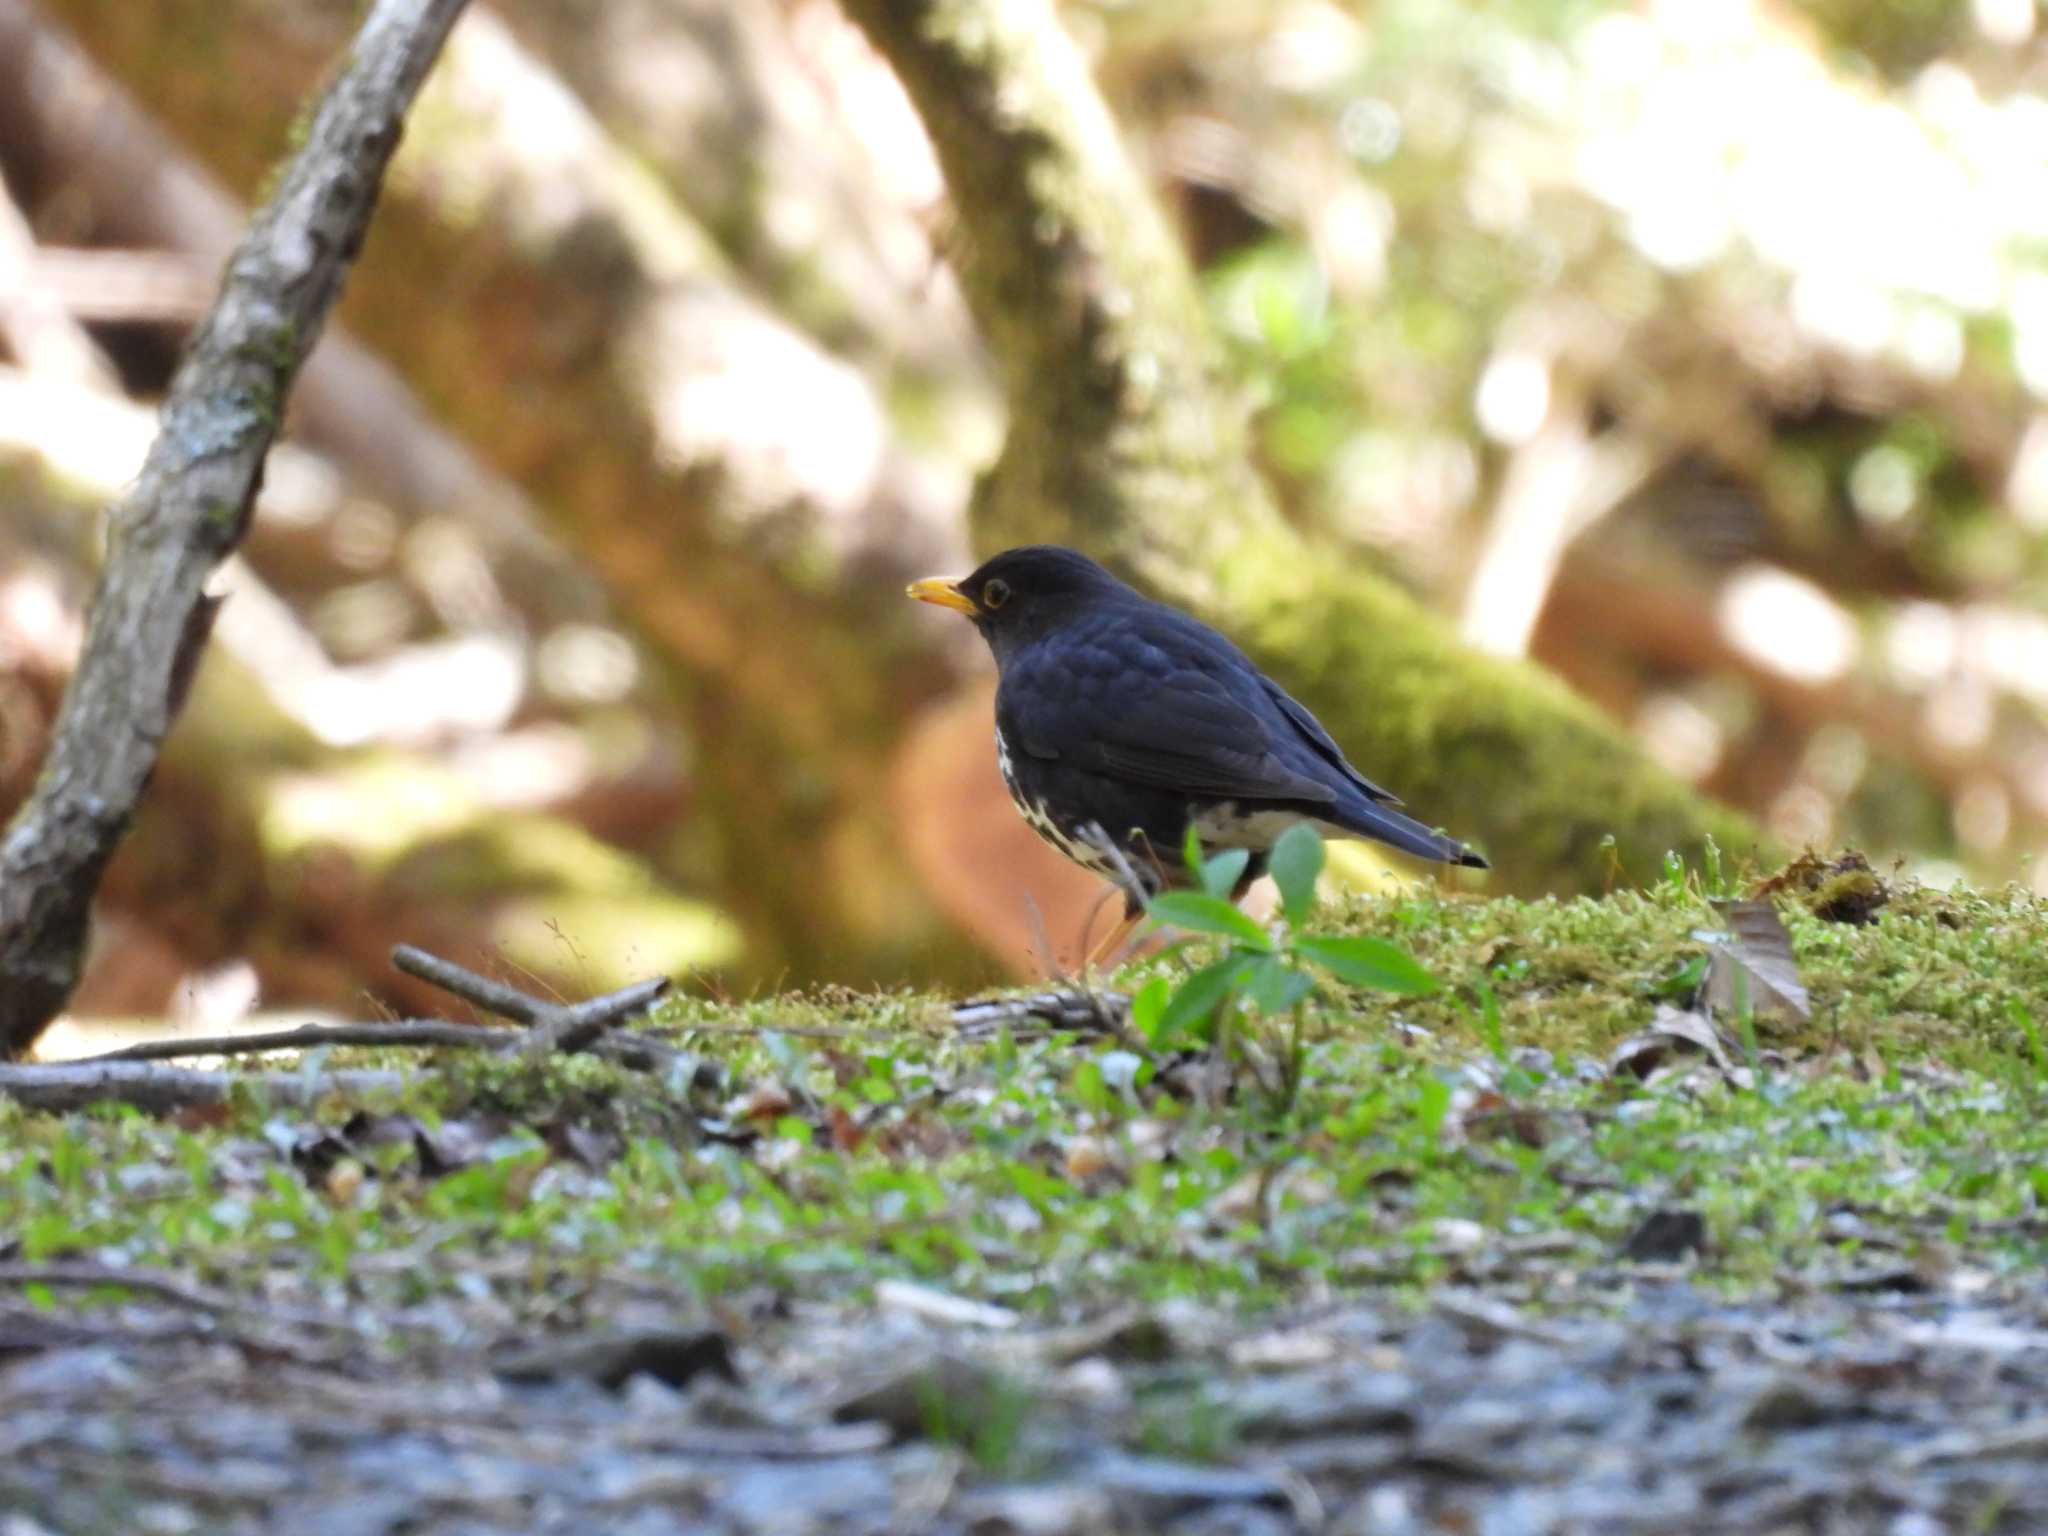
[994,723,1125,880]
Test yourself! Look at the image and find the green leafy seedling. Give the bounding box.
[1141,827,1445,1103]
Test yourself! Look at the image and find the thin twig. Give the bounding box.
[389,944,671,1060]
[527,976,671,1057]
[391,944,556,1028]
[83,1018,518,1064]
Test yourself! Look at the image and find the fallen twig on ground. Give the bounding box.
[2,951,685,1115]
[84,1019,518,1063]
[951,989,1131,1038]
[390,944,671,1057]
[0,1061,404,1114]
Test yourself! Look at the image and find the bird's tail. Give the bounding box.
[1329,796,1489,870]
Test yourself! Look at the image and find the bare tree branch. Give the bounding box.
[0,0,472,1057]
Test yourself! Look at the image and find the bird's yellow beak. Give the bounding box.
[907,576,978,616]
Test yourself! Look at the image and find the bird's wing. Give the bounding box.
[1259,676,1403,806]
[1008,661,1337,805]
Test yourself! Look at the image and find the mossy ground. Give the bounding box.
[5,866,2046,1331]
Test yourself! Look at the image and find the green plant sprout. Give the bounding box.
[1134,825,1445,1103]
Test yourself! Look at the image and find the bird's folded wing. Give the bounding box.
[1013,669,1337,805]
[1259,677,1403,806]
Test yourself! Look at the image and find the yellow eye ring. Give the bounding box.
[982,578,1011,610]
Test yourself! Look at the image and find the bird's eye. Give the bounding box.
[982,578,1011,611]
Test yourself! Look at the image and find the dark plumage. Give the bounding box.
[909,545,1487,915]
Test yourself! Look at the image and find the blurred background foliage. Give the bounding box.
[2,0,2046,1033]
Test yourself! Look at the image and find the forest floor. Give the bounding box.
[5,860,2048,1534]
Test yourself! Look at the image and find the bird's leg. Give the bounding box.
[1126,830,1174,894]
[1082,901,1145,973]
[1070,823,1155,976]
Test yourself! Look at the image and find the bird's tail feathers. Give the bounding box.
[1329,797,1488,870]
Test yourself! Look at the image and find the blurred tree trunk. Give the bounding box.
[30,0,980,984]
[840,0,1764,889]
[491,0,980,392]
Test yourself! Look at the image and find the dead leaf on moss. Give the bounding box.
[1609,1004,1741,1080]
[1453,1090,1552,1148]
[1707,900,1811,1023]
[722,1081,796,1122]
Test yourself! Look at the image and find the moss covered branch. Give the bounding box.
[840,0,1763,889]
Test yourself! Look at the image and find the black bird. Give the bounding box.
[909,546,1486,934]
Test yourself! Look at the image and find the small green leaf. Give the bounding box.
[1412,1075,1453,1138]
[1004,1160,1067,1211]
[1158,956,1250,1043]
[1128,974,1172,1046]
[1199,847,1251,899]
[1072,1058,1110,1114]
[1649,953,1709,999]
[1244,955,1315,1015]
[1474,977,1505,1061]
[1268,824,1324,925]
[1294,934,1440,995]
[1182,822,1205,877]
[1147,891,1272,950]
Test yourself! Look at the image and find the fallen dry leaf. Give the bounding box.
[1706,899,1811,1023]
[1064,1134,1114,1181]
[1609,1004,1741,1080]
[722,1081,795,1123]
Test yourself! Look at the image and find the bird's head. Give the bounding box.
[908,546,1137,661]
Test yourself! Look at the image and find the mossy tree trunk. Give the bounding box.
[839,0,1764,890]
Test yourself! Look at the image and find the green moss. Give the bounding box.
[1261,872,2048,1066]
[4,867,2044,1320]
[436,1047,699,1143]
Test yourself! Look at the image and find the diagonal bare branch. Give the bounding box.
[0,0,473,1058]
